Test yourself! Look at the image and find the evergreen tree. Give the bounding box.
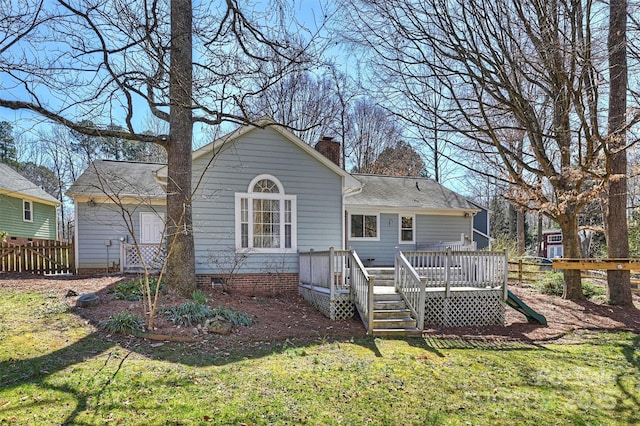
[0,121,17,164]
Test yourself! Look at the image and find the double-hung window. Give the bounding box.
[399,214,415,243]
[349,213,379,240]
[236,175,296,252]
[23,200,33,222]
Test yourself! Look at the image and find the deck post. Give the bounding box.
[329,246,335,300]
[445,248,451,298]
[418,272,426,330]
[368,276,375,333]
[309,249,314,290]
[503,249,509,301]
[394,249,399,290]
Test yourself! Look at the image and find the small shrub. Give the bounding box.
[162,301,212,327]
[582,280,606,299]
[110,277,164,301]
[534,272,564,296]
[211,306,253,327]
[100,312,145,335]
[532,273,607,300]
[191,290,210,305]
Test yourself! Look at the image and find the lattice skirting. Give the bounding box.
[424,289,504,327]
[298,286,354,320]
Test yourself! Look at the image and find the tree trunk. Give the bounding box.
[517,208,525,255]
[165,0,196,295]
[557,213,584,300]
[537,213,544,257]
[606,0,634,307]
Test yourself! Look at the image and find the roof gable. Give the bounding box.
[0,163,59,205]
[154,118,360,190]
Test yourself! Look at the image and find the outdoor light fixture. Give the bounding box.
[87,199,96,207]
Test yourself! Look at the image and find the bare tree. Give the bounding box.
[0,1,318,294]
[348,99,402,173]
[244,70,340,145]
[606,0,634,306]
[342,0,640,300]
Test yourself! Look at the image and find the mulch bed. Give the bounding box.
[2,273,640,350]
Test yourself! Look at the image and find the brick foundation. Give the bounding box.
[77,266,123,275]
[196,273,299,297]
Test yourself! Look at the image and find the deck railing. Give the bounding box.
[298,247,351,294]
[403,249,508,298]
[395,251,425,329]
[120,242,165,273]
[299,248,373,332]
[349,250,374,333]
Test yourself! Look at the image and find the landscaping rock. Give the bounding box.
[205,317,232,335]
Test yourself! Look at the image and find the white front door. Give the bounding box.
[140,212,165,244]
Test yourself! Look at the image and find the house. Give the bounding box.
[0,163,59,244]
[542,229,563,258]
[67,120,481,292]
[469,201,491,250]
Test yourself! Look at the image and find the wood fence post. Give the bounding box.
[518,259,523,284]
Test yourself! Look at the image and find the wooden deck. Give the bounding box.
[299,248,509,335]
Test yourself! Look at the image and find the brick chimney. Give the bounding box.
[315,136,341,168]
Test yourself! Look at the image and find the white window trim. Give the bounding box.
[398,213,415,244]
[235,175,297,253]
[23,200,33,222]
[548,234,562,243]
[248,174,285,194]
[348,213,380,241]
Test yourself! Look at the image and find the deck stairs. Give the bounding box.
[367,268,422,337]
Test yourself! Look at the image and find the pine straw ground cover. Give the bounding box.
[1,273,640,425]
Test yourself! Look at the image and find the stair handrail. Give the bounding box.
[349,249,374,333]
[395,250,425,329]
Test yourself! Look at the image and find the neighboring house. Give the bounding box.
[542,229,563,258]
[0,163,59,243]
[67,120,481,292]
[469,201,492,250]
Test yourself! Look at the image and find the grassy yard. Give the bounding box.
[1,289,639,425]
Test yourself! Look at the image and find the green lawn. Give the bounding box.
[1,289,639,425]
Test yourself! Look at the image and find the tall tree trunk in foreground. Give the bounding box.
[165,0,196,295]
[558,212,585,300]
[606,0,634,307]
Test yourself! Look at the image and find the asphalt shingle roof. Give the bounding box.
[346,174,475,211]
[0,163,59,204]
[66,160,165,199]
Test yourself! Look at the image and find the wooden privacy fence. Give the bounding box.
[0,240,74,275]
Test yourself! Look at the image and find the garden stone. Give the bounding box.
[205,317,232,335]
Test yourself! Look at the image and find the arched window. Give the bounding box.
[235,175,296,252]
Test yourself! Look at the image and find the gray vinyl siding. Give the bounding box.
[348,213,472,266]
[473,208,489,235]
[0,194,57,240]
[76,201,165,269]
[191,127,343,274]
[473,230,490,249]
